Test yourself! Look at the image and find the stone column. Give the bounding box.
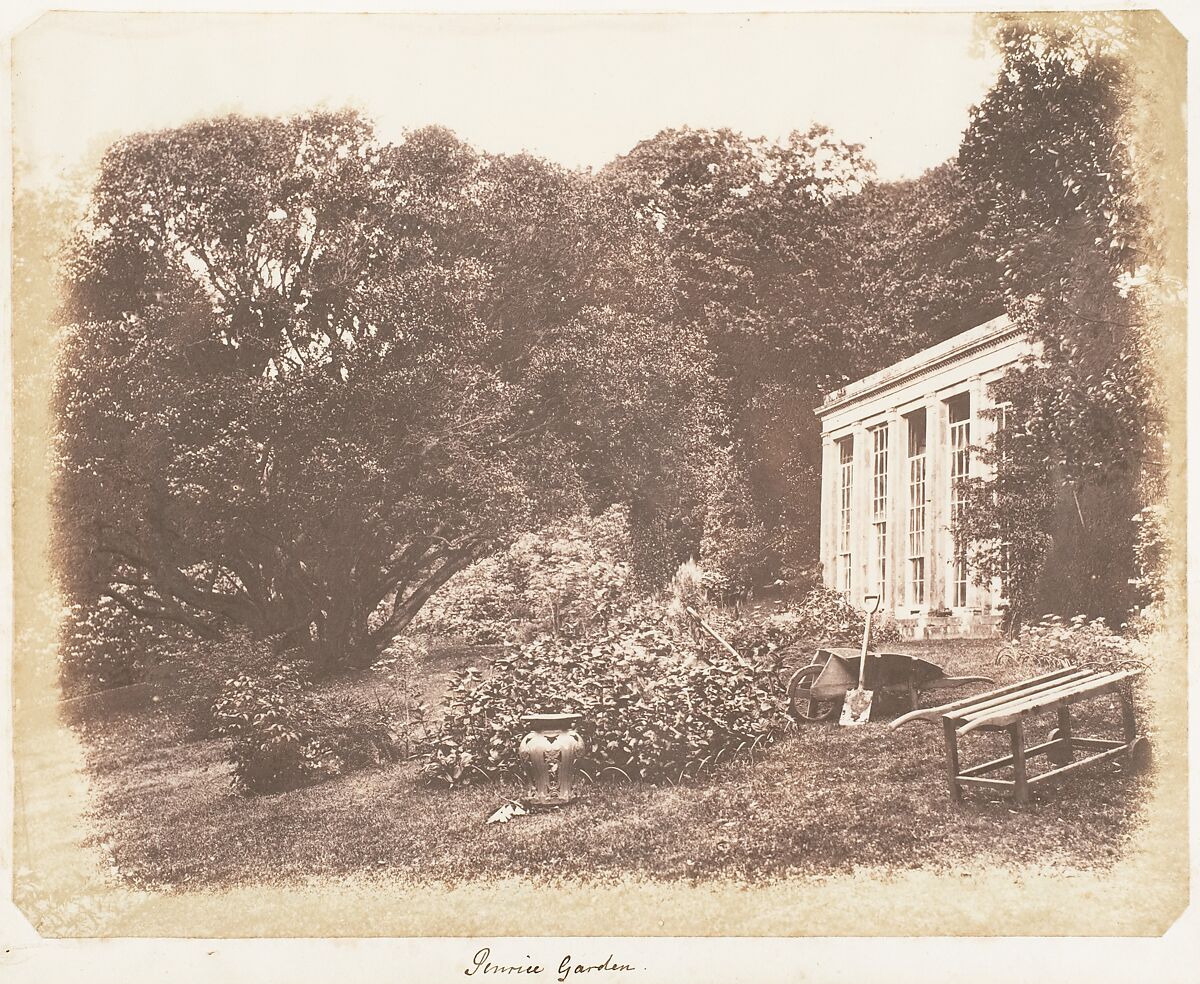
[885,409,904,616]
[925,395,946,611]
[967,375,985,610]
[818,433,836,590]
[853,423,872,608]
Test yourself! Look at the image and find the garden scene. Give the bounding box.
[67,543,1159,891]
[10,11,1184,919]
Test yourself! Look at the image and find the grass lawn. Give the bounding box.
[73,637,1155,891]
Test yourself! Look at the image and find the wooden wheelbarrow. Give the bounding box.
[787,648,994,723]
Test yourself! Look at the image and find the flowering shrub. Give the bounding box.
[507,509,631,636]
[997,614,1148,673]
[420,607,793,787]
[409,555,522,644]
[58,595,184,696]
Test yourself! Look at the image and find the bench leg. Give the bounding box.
[1048,706,1073,766]
[942,717,962,804]
[1119,683,1138,746]
[1010,722,1030,806]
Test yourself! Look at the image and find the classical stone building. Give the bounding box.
[815,314,1035,638]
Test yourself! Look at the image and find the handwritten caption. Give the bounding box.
[464,947,637,982]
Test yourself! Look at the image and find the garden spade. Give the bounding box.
[839,593,881,727]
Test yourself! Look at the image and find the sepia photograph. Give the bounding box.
[4,4,1195,981]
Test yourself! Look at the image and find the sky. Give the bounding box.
[11,11,1002,188]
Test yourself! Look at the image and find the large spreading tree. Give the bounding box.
[53,110,713,673]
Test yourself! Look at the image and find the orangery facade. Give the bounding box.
[815,315,1036,638]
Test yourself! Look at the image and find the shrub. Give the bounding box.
[1123,601,1164,643]
[507,507,631,636]
[420,606,793,788]
[1131,504,1168,608]
[744,587,902,650]
[212,663,319,794]
[58,596,183,696]
[307,696,411,777]
[211,646,423,795]
[698,456,776,602]
[409,554,522,644]
[412,507,633,643]
[997,614,1148,674]
[157,631,283,738]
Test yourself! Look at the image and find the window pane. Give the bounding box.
[947,395,970,607]
[837,436,853,594]
[905,410,926,607]
[871,425,888,600]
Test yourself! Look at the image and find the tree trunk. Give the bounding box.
[363,548,483,655]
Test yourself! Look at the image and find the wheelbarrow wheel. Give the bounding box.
[788,664,839,723]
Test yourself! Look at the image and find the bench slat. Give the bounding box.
[958,671,1139,735]
[946,669,1098,723]
[889,666,1082,729]
[955,670,1112,724]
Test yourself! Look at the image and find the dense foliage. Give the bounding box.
[412,506,632,643]
[605,128,1011,584]
[211,643,425,795]
[157,630,282,737]
[830,162,1005,357]
[996,614,1148,675]
[406,555,522,646]
[212,663,324,794]
[421,608,794,787]
[1130,504,1167,608]
[604,127,866,575]
[53,111,712,679]
[49,13,1179,699]
[57,595,183,694]
[955,14,1177,625]
[728,587,902,655]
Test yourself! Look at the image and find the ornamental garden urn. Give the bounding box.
[518,713,585,808]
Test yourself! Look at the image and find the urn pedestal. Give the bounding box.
[518,713,585,808]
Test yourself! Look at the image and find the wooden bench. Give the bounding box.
[890,666,1147,805]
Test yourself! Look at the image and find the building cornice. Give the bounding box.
[815,314,1026,419]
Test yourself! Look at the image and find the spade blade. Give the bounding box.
[840,687,875,727]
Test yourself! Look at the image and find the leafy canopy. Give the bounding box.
[955,13,1173,624]
[54,110,713,671]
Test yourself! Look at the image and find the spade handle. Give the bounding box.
[858,594,880,688]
